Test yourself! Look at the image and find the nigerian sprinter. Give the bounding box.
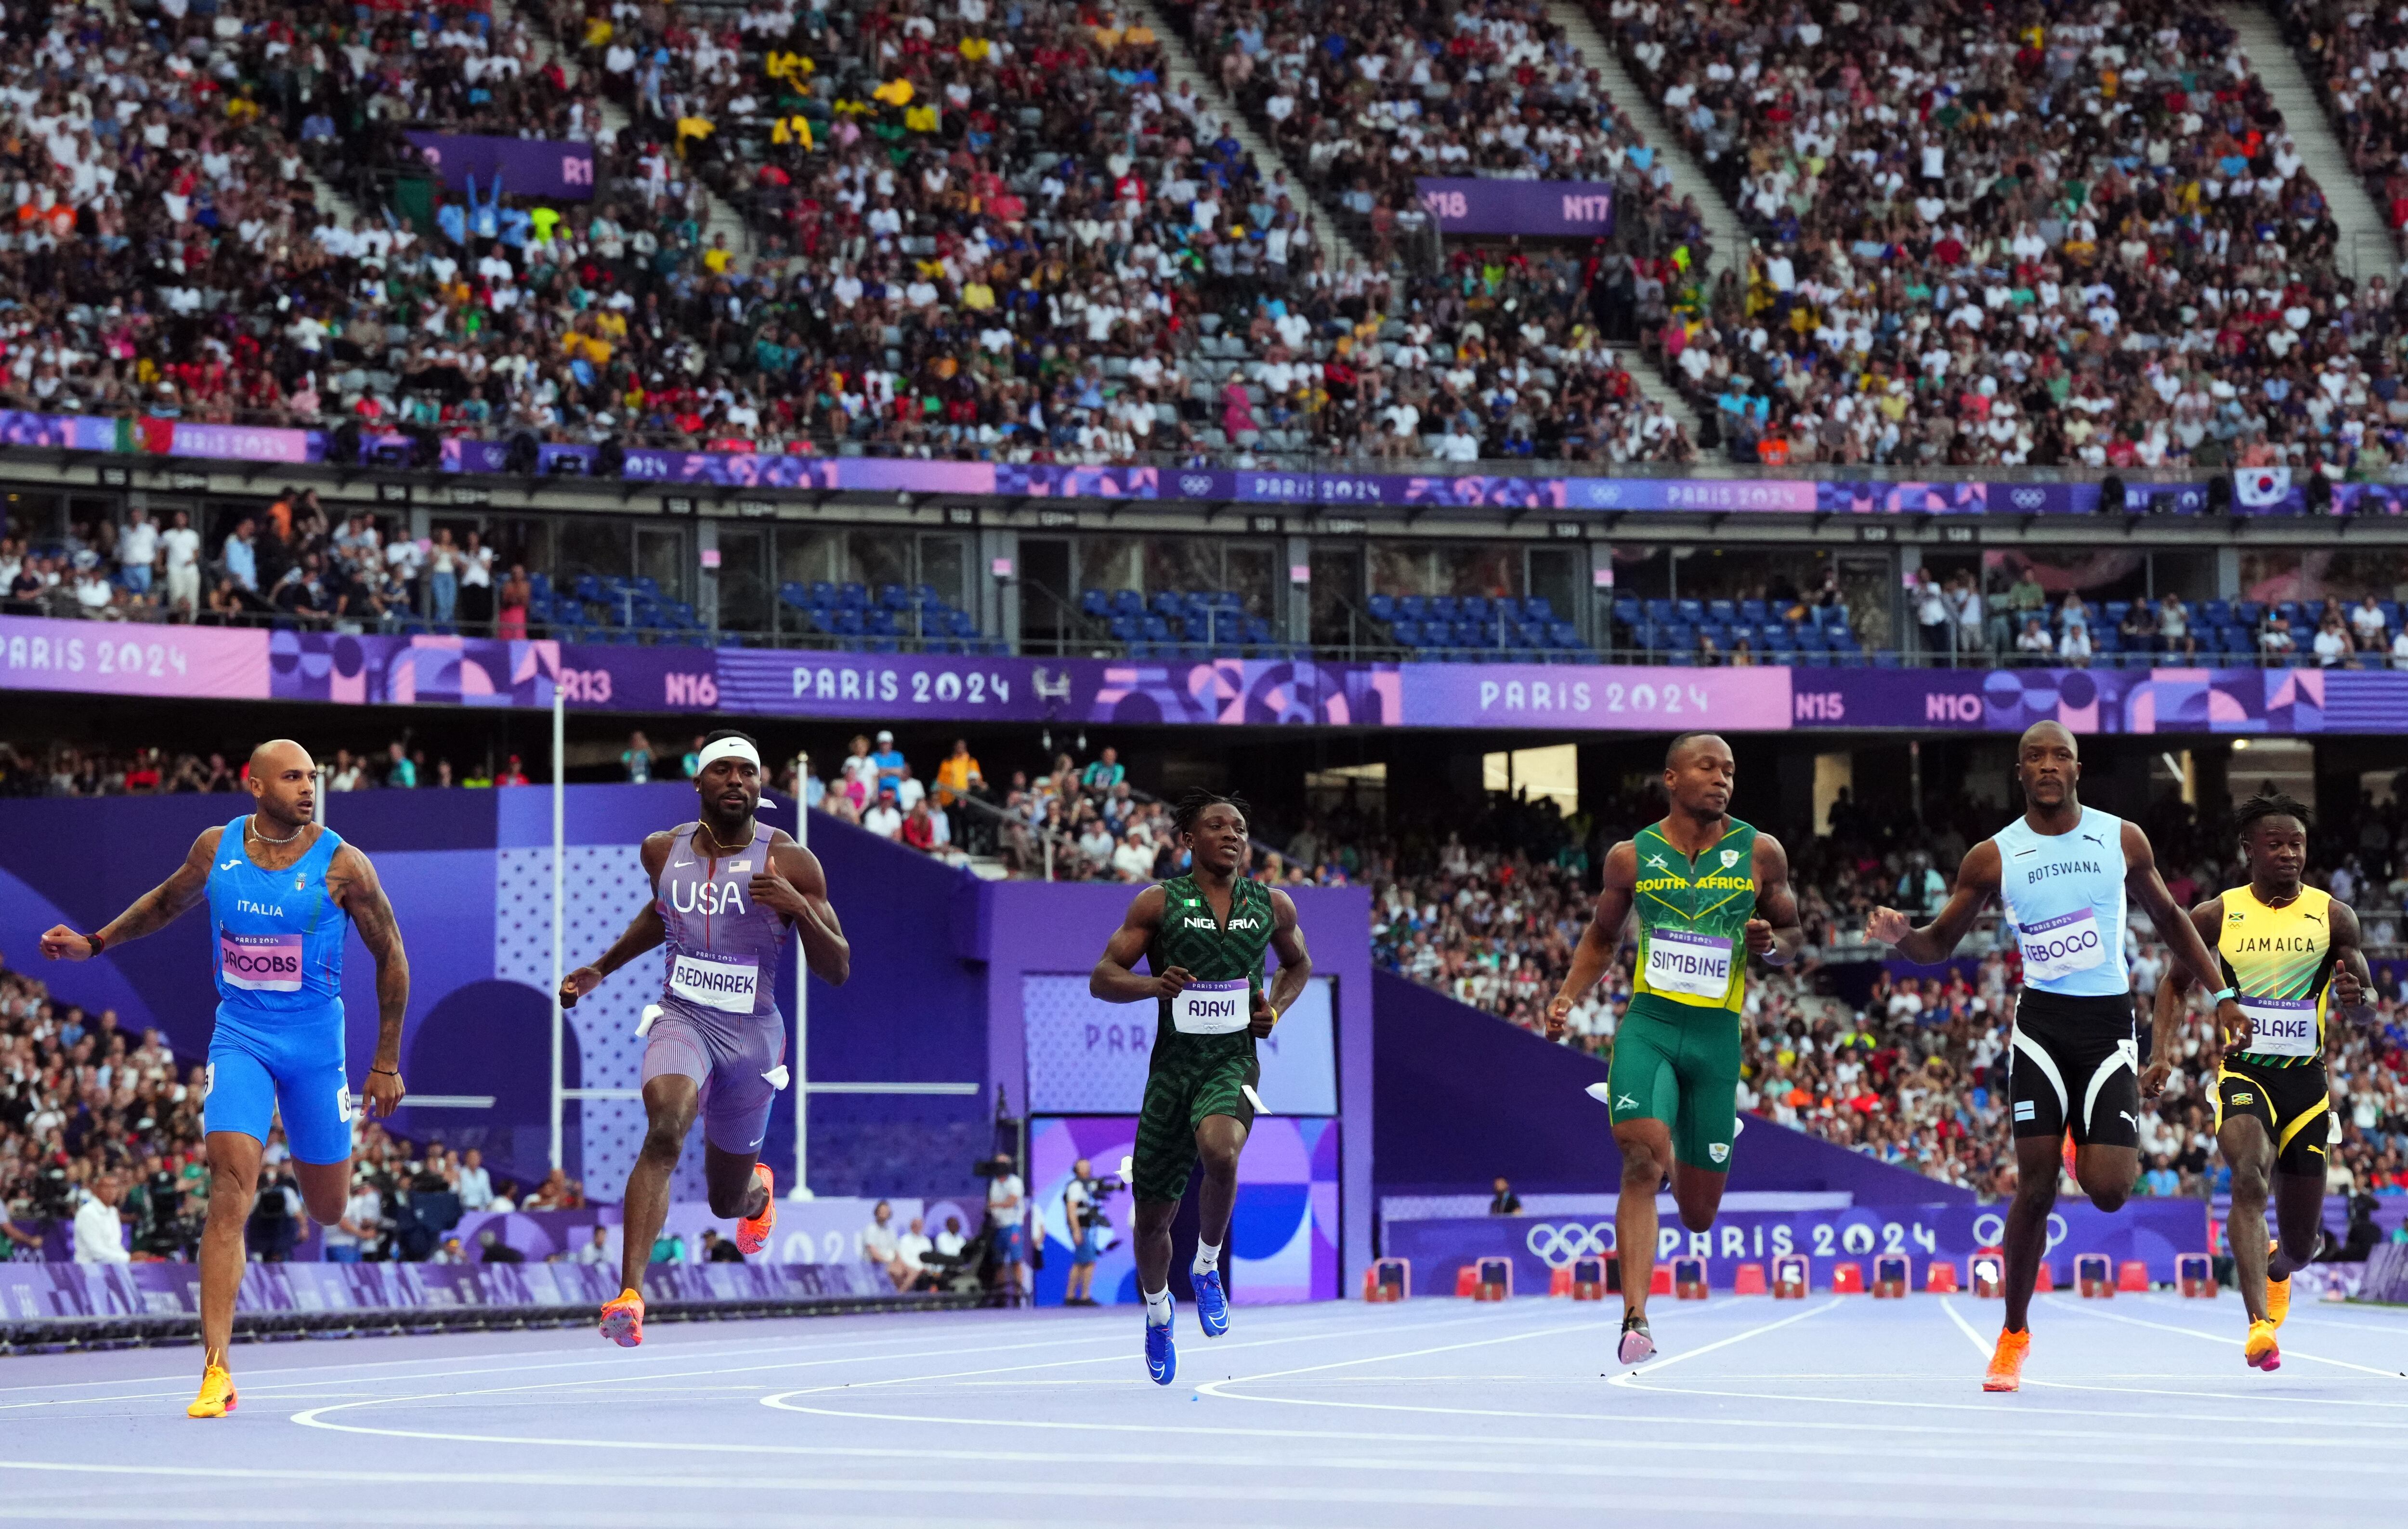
[39,740,410,1419]
[559,729,849,1347]
[2146,790,2372,1373]
[1546,732,1803,1367]
[1089,790,1311,1385]
[1870,720,2241,1392]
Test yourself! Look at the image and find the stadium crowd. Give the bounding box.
[1597,0,2408,470]
[0,946,576,1263]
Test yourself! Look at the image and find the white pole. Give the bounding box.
[792,752,810,1199]
[550,683,566,1174]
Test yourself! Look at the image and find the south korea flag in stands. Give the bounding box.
[2234,466,2292,507]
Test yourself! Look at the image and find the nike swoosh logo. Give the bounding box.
[670,859,694,868]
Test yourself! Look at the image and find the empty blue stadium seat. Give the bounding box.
[1367,593,1396,623]
[1398,595,1427,621]
[1081,588,1112,618]
[1428,595,1460,621]
[1739,599,1769,624]
[1524,596,1554,622]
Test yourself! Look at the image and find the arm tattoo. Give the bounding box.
[333,849,411,1069]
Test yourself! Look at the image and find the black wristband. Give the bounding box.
[85,930,107,954]
[369,1068,400,1078]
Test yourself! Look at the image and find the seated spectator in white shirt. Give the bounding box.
[571,1225,614,1265]
[1078,817,1116,871]
[2015,616,2055,662]
[1112,826,1155,881]
[2351,594,2389,651]
[893,765,927,814]
[73,1172,131,1265]
[862,1199,907,1286]
[2314,616,2353,667]
[863,787,904,839]
[933,1215,968,1259]
[455,1148,494,1211]
[2058,621,2092,666]
[2393,627,2408,670]
[894,1216,934,1288]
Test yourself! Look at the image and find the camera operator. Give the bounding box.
[1061,1158,1115,1306]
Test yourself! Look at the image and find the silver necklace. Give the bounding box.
[248,816,306,846]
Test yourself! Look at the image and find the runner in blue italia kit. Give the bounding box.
[561,730,850,1348]
[1869,720,2242,1393]
[1091,792,1311,1385]
[40,740,411,1420]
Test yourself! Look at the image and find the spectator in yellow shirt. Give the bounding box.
[935,740,983,807]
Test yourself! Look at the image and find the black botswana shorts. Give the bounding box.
[2009,990,2141,1149]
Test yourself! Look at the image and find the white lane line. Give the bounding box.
[2052,1296,2408,1380]
[0,1455,2333,1525]
[286,1306,1515,1449]
[1938,1293,2005,1359]
[1608,1297,1843,1385]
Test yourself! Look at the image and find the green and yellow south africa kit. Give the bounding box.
[1608,818,1758,1170]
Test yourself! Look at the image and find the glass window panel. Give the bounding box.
[1225,543,1276,615]
[718,527,770,633]
[635,526,686,603]
[1983,548,2148,604]
[1077,536,1144,595]
[1527,547,1579,624]
[918,533,969,609]
[558,519,632,584]
[850,528,911,594]
[776,526,844,588]
[1309,546,1364,648]
[1145,537,1223,594]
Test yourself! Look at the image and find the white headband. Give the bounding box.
[695,737,761,773]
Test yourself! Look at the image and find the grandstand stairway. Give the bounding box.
[1132,0,1370,274]
[2228,0,2400,279]
[1545,0,1722,434]
[493,0,761,270]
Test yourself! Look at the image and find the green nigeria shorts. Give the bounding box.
[1131,1033,1259,1203]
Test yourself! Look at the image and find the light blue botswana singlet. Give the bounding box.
[1993,805,2130,999]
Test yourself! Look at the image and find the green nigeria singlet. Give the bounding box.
[1130,873,1276,1203]
[1630,817,1759,1015]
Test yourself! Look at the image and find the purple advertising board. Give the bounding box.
[1382,1201,2208,1294]
[12,615,2408,732]
[402,131,598,201]
[1416,177,1615,237]
[0,615,267,698]
[0,1258,871,1322]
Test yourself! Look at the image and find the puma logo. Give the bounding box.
[2304,913,2324,925]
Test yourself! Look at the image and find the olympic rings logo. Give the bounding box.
[1525,1221,1617,1266]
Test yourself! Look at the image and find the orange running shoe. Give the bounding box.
[1983,1327,2030,1393]
[2244,1318,2281,1372]
[2265,1272,2291,1330]
[735,1163,776,1256]
[599,1287,645,1348]
[186,1362,237,1419]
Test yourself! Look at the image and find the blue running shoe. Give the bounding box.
[1193,1269,1230,1338]
[1145,1318,1176,1385]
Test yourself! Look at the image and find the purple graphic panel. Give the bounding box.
[1029,1116,1339,1307]
[0,616,267,698]
[1383,1200,2207,1294]
[1796,665,2356,734]
[270,631,562,707]
[1416,177,1615,236]
[0,1258,872,1320]
[402,131,598,200]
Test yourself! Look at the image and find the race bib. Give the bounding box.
[2017,908,2105,982]
[1645,929,1734,1000]
[1171,979,1252,1035]
[2238,995,2318,1057]
[667,952,760,1013]
[220,932,304,992]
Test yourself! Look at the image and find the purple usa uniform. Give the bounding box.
[643,822,790,1154]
